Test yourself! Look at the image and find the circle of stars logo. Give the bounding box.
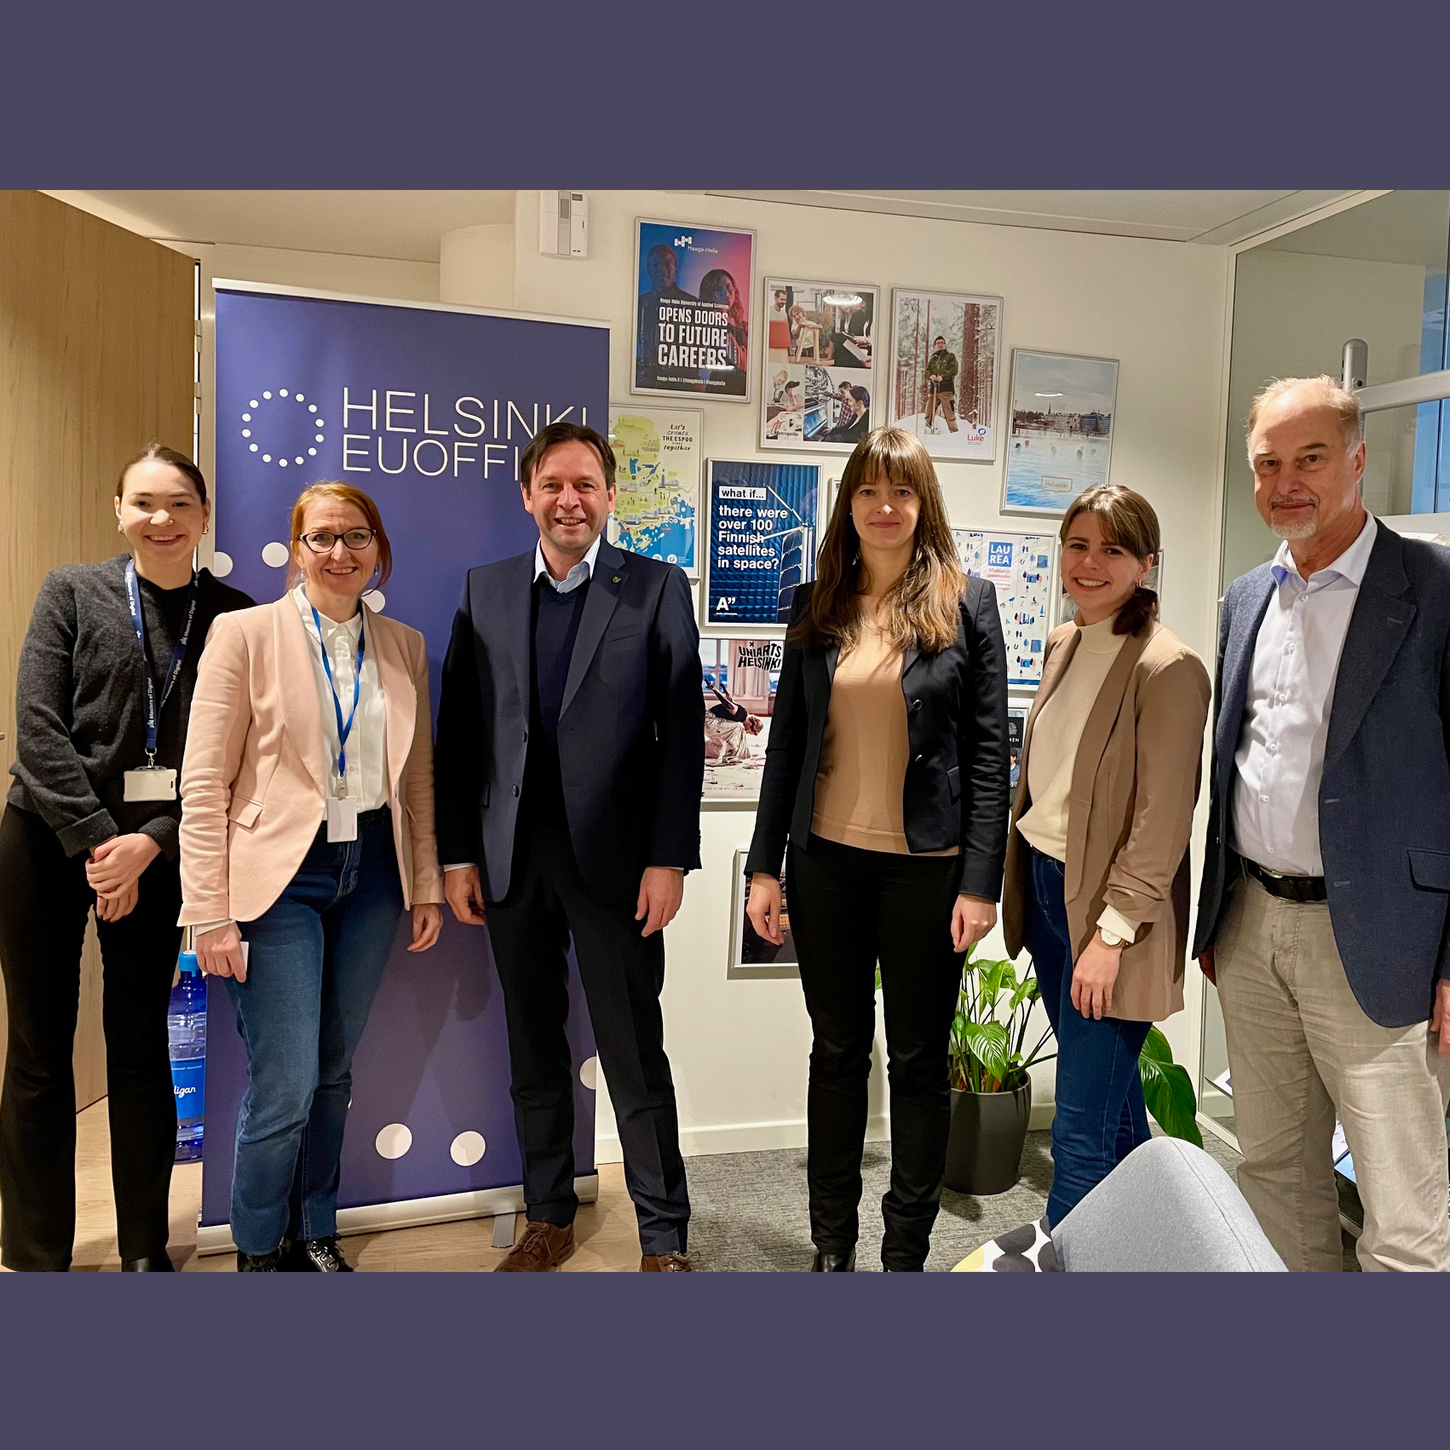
[240,388,326,469]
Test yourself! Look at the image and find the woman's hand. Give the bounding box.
[746,873,785,946]
[407,903,443,953]
[1071,934,1123,1019]
[197,922,248,982]
[86,834,160,896]
[95,882,139,922]
[951,894,997,953]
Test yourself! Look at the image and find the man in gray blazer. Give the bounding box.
[1195,375,1450,1271]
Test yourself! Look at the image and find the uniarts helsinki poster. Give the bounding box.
[632,219,754,402]
[607,405,702,576]
[888,288,1002,461]
[1001,349,1119,515]
[701,637,782,801]
[953,529,1054,688]
[760,277,878,452]
[705,459,820,630]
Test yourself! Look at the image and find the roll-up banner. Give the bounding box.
[200,282,609,1248]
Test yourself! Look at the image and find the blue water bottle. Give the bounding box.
[168,950,206,1162]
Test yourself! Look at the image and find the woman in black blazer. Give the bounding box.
[745,426,1009,1271]
[0,445,253,1271]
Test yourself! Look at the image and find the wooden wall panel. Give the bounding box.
[0,189,194,1109]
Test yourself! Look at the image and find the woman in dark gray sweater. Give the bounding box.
[0,444,252,1271]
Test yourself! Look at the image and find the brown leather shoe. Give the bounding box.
[640,1250,694,1272]
[494,1220,575,1272]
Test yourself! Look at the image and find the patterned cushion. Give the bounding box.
[952,1217,1060,1272]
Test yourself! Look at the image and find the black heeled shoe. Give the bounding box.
[121,1254,175,1271]
[236,1249,282,1271]
[281,1235,354,1272]
[810,1248,856,1271]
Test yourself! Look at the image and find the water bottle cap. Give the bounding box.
[179,951,200,975]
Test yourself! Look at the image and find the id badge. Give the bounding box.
[123,766,178,802]
[326,796,358,843]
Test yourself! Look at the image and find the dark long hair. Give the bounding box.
[791,426,965,655]
[116,443,208,504]
[1060,484,1160,636]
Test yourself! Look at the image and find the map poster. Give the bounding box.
[953,529,1055,688]
[632,218,754,401]
[701,636,782,801]
[607,405,702,576]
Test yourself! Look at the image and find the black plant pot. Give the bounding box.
[944,1080,1032,1195]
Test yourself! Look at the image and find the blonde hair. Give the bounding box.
[1246,375,1362,461]
[288,482,393,591]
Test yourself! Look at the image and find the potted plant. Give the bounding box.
[944,947,1054,1195]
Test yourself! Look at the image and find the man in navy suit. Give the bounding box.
[1195,376,1450,1272]
[435,422,704,1271]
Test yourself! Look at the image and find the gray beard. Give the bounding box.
[1269,515,1318,541]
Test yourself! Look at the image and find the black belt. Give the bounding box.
[1239,855,1327,903]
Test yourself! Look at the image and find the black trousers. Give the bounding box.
[486,817,690,1255]
[0,804,181,1270]
[787,834,966,1270]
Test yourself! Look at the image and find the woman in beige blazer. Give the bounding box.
[1003,484,1210,1227]
[179,482,443,1271]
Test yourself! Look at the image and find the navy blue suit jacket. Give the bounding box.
[434,540,704,905]
[1193,521,1450,1026]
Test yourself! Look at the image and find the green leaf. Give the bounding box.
[1139,1032,1203,1147]
[961,1020,1010,1086]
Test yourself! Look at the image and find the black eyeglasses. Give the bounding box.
[298,528,377,553]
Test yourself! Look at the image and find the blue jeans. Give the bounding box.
[1023,848,1151,1227]
[227,810,403,1256]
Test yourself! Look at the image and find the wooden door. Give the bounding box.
[0,190,195,1108]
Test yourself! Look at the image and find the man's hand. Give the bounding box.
[1430,978,1450,1057]
[1071,935,1123,1020]
[444,866,487,926]
[86,834,160,896]
[408,903,444,953]
[951,894,996,953]
[197,922,248,982]
[636,867,684,938]
[1197,947,1216,986]
[746,873,785,946]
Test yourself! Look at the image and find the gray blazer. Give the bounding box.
[1193,521,1450,1027]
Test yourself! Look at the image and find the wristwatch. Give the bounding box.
[1097,926,1127,948]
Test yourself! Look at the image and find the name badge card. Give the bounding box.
[123,766,179,802]
[326,796,358,842]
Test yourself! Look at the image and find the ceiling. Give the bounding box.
[1257,188,1450,269]
[46,188,1359,261]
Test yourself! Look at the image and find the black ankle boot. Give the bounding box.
[121,1254,175,1271]
[236,1249,282,1271]
[281,1235,354,1272]
[810,1248,857,1271]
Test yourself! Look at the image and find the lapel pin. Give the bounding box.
[613,575,622,584]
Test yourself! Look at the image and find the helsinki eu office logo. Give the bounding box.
[239,384,591,480]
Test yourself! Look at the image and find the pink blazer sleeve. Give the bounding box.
[401,628,443,905]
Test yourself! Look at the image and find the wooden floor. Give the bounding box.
[16,1101,647,1272]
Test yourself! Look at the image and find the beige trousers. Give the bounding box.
[1215,876,1450,1271]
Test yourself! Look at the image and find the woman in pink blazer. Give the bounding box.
[179,482,443,1272]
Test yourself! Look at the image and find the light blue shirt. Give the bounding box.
[534,534,601,594]
[1231,514,1377,876]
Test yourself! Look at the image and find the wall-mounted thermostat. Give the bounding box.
[539,191,589,259]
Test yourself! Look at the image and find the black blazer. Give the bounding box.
[1193,522,1450,1027]
[434,539,705,905]
[744,578,1009,898]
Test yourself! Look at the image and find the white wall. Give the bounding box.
[510,190,1228,1158]
[205,242,439,302]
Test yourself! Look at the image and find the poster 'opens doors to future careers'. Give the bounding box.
[705,459,820,630]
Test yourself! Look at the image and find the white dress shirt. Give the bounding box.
[1231,514,1377,877]
[293,584,389,813]
[442,536,600,872]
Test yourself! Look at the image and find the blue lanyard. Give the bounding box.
[311,604,366,790]
[124,560,199,766]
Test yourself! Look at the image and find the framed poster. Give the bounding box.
[607,405,702,577]
[888,288,1002,461]
[704,459,820,630]
[632,218,755,402]
[761,277,878,452]
[1051,548,1164,630]
[1007,705,1028,792]
[729,850,799,975]
[701,637,782,801]
[953,528,1055,689]
[1001,349,1119,515]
